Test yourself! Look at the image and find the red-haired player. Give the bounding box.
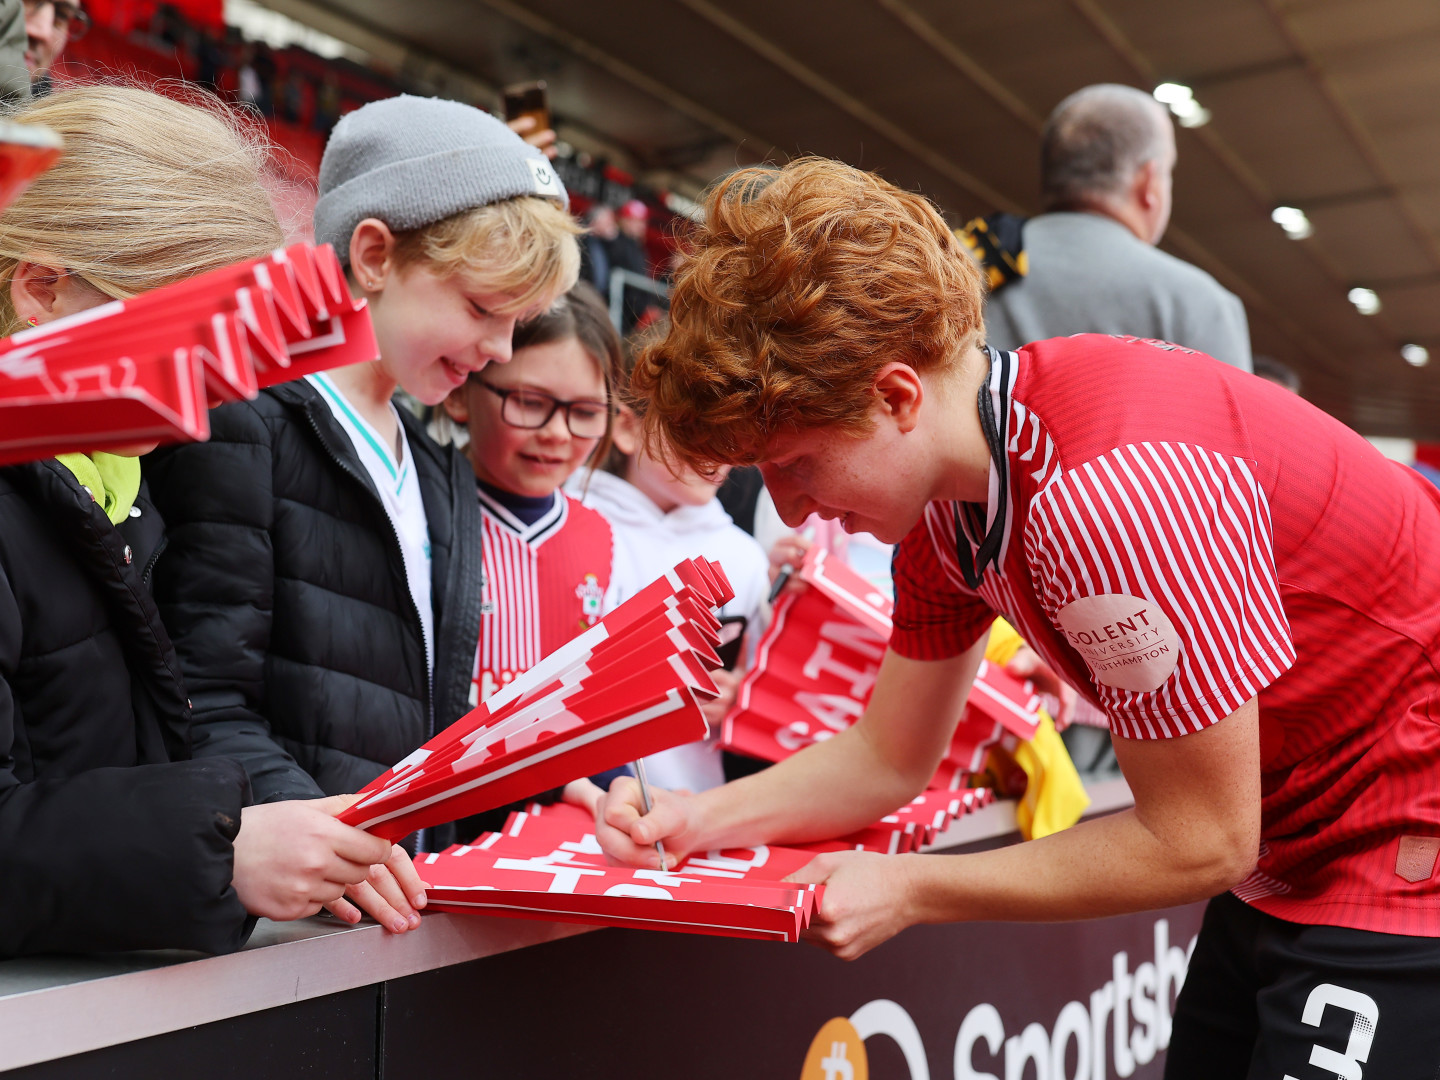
[593,157,1440,1078]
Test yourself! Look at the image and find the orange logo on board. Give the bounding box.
[800,1017,868,1080]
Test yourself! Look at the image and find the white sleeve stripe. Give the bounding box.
[1025,443,1294,737]
[1104,449,1247,708]
[1088,453,1229,731]
[1145,444,1283,674]
[1188,448,1293,684]
[1046,474,1187,736]
[1085,454,1219,732]
[1054,480,1110,592]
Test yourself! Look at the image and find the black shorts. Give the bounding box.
[1166,891,1440,1080]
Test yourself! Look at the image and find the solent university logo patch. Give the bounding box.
[1055,593,1180,693]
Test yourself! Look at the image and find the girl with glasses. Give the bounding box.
[441,283,623,738]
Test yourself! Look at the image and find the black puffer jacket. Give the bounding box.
[0,461,252,956]
[146,381,483,840]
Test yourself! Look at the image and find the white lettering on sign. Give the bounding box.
[777,720,834,752]
[491,858,605,893]
[795,692,866,733]
[687,846,771,876]
[803,641,879,699]
[817,620,887,662]
[1055,594,1180,693]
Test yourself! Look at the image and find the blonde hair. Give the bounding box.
[0,84,284,336]
[392,194,582,317]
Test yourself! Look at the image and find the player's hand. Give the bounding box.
[231,795,393,922]
[506,114,558,158]
[700,668,741,733]
[324,844,430,934]
[1006,645,1079,731]
[768,532,812,586]
[785,850,923,960]
[593,775,701,870]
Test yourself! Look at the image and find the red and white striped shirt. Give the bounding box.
[892,334,1440,936]
[474,485,614,707]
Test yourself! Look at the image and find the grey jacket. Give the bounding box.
[984,212,1252,372]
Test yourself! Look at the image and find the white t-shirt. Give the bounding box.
[568,469,770,793]
[307,373,434,676]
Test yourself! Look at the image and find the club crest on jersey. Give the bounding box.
[1056,593,1181,692]
[575,573,603,620]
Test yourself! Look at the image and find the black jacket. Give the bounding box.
[0,461,252,956]
[146,381,483,841]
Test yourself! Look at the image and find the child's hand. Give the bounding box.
[562,777,606,816]
[768,532,812,584]
[700,668,741,733]
[323,844,430,934]
[231,796,394,923]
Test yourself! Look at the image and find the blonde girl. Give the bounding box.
[0,85,397,956]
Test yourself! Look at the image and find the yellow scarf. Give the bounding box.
[55,452,141,525]
[985,618,1091,840]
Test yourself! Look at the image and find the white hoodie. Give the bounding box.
[569,469,770,792]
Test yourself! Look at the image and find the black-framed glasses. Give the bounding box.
[477,380,612,439]
[24,0,90,40]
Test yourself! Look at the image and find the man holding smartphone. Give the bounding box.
[503,79,557,159]
[592,156,1440,1078]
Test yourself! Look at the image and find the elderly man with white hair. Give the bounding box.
[984,83,1253,372]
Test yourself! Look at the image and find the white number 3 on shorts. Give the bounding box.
[1283,983,1380,1080]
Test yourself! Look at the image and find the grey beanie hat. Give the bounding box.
[313,94,570,266]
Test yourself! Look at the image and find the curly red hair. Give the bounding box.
[630,157,985,471]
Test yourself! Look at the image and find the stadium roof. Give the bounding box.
[284,0,1440,438]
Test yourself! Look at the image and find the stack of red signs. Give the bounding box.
[425,801,823,941]
[0,242,376,464]
[420,851,821,943]
[723,547,1041,789]
[415,782,997,940]
[796,788,997,854]
[339,558,736,842]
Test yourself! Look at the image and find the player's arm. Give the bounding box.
[794,696,1260,959]
[594,634,989,867]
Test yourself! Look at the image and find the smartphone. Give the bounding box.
[715,615,748,672]
[0,121,63,213]
[502,80,551,136]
